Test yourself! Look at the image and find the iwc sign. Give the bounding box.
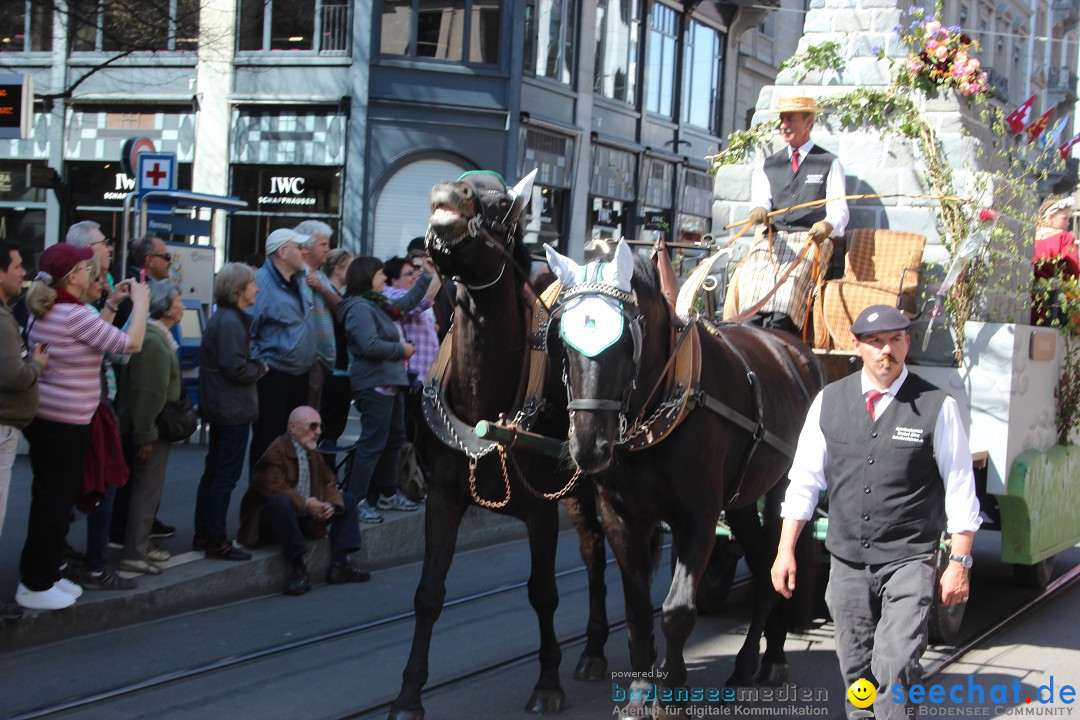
[260,175,315,206]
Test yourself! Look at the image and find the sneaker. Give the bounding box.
[15,584,76,611]
[56,578,84,599]
[205,543,253,561]
[150,519,176,539]
[327,561,371,584]
[77,568,137,591]
[147,546,172,563]
[377,491,421,512]
[357,499,384,524]
[0,602,24,621]
[284,567,311,596]
[120,558,162,575]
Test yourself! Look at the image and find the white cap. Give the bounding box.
[265,228,311,255]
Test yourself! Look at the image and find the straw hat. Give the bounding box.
[770,96,826,114]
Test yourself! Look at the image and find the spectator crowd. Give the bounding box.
[0,221,444,619]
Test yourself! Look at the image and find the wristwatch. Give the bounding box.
[948,553,974,569]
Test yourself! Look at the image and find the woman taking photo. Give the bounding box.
[19,244,148,611]
[117,282,184,575]
[338,255,435,523]
[195,263,264,560]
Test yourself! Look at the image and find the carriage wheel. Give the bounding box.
[1013,556,1055,589]
[696,537,743,615]
[928,545,966,645]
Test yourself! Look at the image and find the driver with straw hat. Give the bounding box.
[724,95,849,336]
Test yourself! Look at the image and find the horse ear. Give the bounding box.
[544,243,581,286]
[503,169,538,226]
[612,239,634,290]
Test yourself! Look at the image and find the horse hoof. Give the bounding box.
[524,688,565,714]
[725,670,755,688]
[387,706,424,720]
[754,662,789,687]
[573,655,608,681]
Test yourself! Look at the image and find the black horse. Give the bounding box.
[545,239,825,699]
[388,171,609,720]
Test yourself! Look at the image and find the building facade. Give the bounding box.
[1,0,798,269]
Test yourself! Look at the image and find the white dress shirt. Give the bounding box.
[781,366,982,534]
[750,140,850,238]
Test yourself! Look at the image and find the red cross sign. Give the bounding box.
[136,152,177,196]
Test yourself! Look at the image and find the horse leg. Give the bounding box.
[757,485,796,686]
[723,501,782,687]
[389,482,470,720]
[661,518,716,689]
[523,504,566,714]
[599,501,657,674]
[563,490,609,681]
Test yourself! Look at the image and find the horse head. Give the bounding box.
[426,169,536,288]
[546,239,657,473]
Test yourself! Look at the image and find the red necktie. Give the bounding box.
[791,149,800,173]
[865,390,884,421]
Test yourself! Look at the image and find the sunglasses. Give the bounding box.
[306,421,322,431]
[150,252,172,261]
[90,238,115,247]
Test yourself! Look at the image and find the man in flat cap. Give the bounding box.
[770,305,981,720]
[725,96,850,335]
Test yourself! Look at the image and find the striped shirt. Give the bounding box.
[28,303,132,425]
[304,267,337,366]
[383,286,438,380]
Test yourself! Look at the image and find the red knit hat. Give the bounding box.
[37,243,93,285]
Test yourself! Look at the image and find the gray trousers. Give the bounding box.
[825,552,936,720]
[123,439,172,561]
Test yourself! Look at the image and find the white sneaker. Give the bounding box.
[15,583,76,611]
[56,578,84,598]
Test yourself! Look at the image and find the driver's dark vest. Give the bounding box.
[762,145,835,232]
[820,372,947,565]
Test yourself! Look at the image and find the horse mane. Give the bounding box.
[630,252,661,302]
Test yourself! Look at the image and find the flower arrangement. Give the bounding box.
[893,8,990,98]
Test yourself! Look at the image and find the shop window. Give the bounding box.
[645,3,677,118]
[0,0,52,52]
[380,0,501,64]
[681,19,722,132]
[593,0,640,105]
[522,185,567,254]
[70,0,199,53]
[238,0,350,55]
[524,0,577,84]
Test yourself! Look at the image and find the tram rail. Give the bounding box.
[7,545,675,720]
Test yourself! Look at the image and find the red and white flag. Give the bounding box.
[1059,131,1080,161]
[1025,108,1055,143]
[1006,94,1036,134]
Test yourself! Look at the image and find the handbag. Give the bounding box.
[156,388,198,442]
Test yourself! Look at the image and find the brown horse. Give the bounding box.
[545,240,825,698]
[388,171,609,720]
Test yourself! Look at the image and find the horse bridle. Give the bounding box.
[425,192,522,291]
[552,282,645,436]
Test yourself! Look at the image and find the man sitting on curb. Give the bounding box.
[237,406,370,596]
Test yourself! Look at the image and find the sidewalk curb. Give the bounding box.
[1,505,552,653]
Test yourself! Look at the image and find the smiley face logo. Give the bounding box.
[848,678,876,709]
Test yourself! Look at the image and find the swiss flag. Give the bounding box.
[1025,109,1055,143]
[1006,95,1036,134]
[1059,131,1080,161]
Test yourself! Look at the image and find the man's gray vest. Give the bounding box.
[820,371,947,564]
[762,144,835,231]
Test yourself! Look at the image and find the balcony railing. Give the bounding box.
[984,67,1009,102]
[1047,67,1078,99]
[1053,0,1079,24]
[320,4,350,55]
